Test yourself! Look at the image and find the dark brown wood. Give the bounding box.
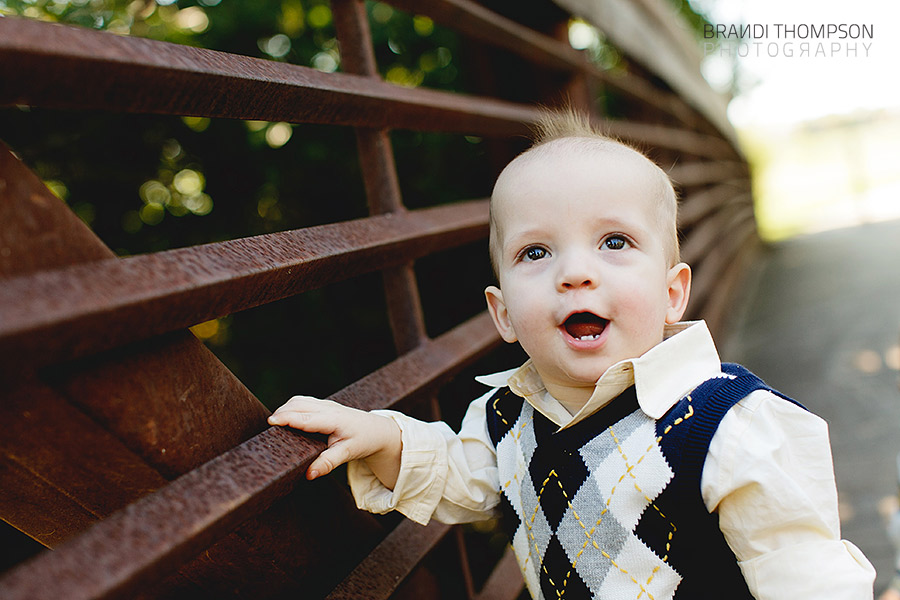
[0,19,742,156]
[681,203,755,266]
[331,0,380,77]
[0,138,284,599]
[475,547,524,600]
[0,141,114,276]
[698,233,761,341]
[332,0,431,355]
[387,0,700,127]
[0,17,535,137]
[352,128,406,214]
[0,198,489,371]
[391,0,585,73]
[325,519,452,600]
[685,211,757,316]
[0,1,757,597]
[382,265,431,353]
[0,311,500,600]
[668,161,749,187]
[606,122,737,159]
[0,379,166,547]
[679,181,751,229]
[0,141,266,539]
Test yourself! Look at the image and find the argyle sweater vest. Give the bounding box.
[485,363,803,600]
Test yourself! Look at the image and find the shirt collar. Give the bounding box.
[475,320,722,428]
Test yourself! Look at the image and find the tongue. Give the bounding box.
[564,313,607,338]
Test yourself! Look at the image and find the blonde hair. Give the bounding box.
[489,108,681,275]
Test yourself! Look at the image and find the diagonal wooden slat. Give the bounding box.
[387,0,704,128]
[0,19,739,157]
[0,17,536,136]
[686,216,757,320]
[606,121,736,159]
[0,311,501,600]
[668,161,748,188]
[0,198,490,372]
[325,519,452,600]
[0,2,757,597]
[680,202,755,266]
[475,547,525,600]
[678,181,751,229]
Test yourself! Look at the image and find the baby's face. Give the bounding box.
[486,141,689,392]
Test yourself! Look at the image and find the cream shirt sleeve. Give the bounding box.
[346,390,501,526]
[702,389,876,599]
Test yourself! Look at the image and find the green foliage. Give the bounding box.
[667,0,713,42]
[0,0,500,406]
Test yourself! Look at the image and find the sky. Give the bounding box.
[691,0,900,127]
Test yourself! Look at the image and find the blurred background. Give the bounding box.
[695,1,900,594]
[1,0,899,593]
[694,0,900,241]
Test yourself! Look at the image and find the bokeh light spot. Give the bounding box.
[162,139,183,162]
[885,345,900,371]
[182,116,210,132]
[140,180,171,205]
[174,6,208,33]
[371,2,393,24]
[852,349,882,374]
[173,169,204,195]
[140,202,165,225]
[312,50,339,72]
[280,0,305,36]
[260,33,292,58]
[265,122,293,148]
[73,202,95,226]
[43,180,69,201]
[122,210,143,234]
[568,19,599,50]
[191,319,219,339]
[413,15,434,36]
[307,5,331,29]
[245,120,268,132]
[385,65,423,88]
[184,193,213,215]
[190,317,230,345]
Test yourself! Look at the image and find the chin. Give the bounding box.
[563,364,614,386]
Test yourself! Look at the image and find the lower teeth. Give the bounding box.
[577,334,599,341]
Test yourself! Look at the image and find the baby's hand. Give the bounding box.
[268,396,401,486]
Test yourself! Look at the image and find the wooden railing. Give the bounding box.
[0,1,754,598]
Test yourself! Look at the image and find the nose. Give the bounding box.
[556,253,597,292]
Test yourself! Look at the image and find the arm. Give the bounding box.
[270,391,502,526]
[348,393,501,525]
[268,396,402,488]
[702,389,876,599]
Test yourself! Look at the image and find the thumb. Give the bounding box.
[307,439,353,480]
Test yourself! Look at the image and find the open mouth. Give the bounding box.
[563,312,609,341]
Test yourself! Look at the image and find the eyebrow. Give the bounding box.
[505,216,648,244]
[502,228,548,253]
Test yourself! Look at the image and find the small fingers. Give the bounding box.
[270,395,326,417]
[307,441,352,480]
[268,397,344,433]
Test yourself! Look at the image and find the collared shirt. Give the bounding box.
[347,321,875,599]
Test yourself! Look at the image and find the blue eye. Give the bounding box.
[523,246,548,261]
[603,235,627,250]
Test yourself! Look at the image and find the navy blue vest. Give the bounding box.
[485,363,803,599]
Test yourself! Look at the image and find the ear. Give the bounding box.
[485,285,518,343]
[664,262,691,324]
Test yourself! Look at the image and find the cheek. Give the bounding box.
[505,296,540,332]
[503,291,549,340]
[609,274,669,321]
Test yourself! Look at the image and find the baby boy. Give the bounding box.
[269,111,875,599]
